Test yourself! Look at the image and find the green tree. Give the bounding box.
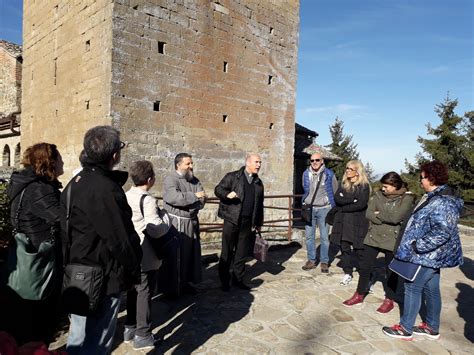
[364,161,376,183]
[325,117,360,180]
[408,96,473,200]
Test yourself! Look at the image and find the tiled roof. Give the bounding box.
[0,40,22,58]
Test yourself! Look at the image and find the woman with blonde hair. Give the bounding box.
[330,160,370,286]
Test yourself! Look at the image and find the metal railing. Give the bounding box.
[189,194,304,241]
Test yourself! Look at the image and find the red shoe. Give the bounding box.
[376,297,394,314]
[342,292,364,307]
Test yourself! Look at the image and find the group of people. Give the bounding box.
[0,125,264,354]
[0,125,464,353]
[302,153,464,341]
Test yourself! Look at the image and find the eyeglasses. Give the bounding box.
[310,159,322,163]
[346,167,356,172]
[119,141,128,149]
[419,175,428,181]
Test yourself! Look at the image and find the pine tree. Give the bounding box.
[325,117,359,180]
[414,96,473,200]
[364,161,376,182]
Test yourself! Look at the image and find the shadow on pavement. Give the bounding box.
[456,256,474,343]
[113,243,300,354]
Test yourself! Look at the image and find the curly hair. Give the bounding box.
[420,160,449,186]
[21,143,60,181]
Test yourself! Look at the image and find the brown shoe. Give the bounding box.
[302,261,316,270]
[320,263,329,273]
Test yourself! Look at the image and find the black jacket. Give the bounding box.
[7,167,61,250]
[60,162,142,295]
[331,183,370,249]
[214,167,264,226]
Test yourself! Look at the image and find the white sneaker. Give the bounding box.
[340,274,352,286]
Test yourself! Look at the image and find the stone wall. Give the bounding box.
[0,45,21,115]
[22,0,300,234]
[112,0,299,206]
[21,0,114,171]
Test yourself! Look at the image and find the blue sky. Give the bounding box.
[1,1,472,174]
[297,0,473,174]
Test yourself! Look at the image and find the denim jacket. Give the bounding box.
[395,185,463,269]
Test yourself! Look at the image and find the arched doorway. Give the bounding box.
[2,145,11,167]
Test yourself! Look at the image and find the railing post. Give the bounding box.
[288,195,292,241]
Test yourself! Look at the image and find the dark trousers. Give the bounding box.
[356,244,396,298]
[218,216,253,285]
[340,240,364,275]
[125,271,157,337]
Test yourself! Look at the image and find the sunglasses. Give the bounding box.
[419,175,428,181]
[310,159,322,163]
[346,167,356,172]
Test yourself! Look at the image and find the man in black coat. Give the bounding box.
[215,153,264,291]
[61,126,142,354]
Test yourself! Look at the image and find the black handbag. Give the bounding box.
[5,188,57,301]
[301,173,323,224]
[325,207,338,226]
[139,194,179,260]
[61,184,104,316]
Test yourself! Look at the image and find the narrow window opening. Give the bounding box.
[85,40,90,52]
[269,123,274,130]
[223,61,228,72]
[53,58,57,85]
[223,114,228,123]
[268,75,273,85]
[55,109,58,116]
[270,27,274,34]
[158,41,166,54]
[133,5,138,10]
[153,101,161,111]
[85,100,90,110]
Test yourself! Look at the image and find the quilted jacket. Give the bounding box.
[395,185,463,269]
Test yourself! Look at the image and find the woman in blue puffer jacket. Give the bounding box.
[382,161,463,340]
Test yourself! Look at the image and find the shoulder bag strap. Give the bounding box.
[13,189,27,232]
[308,172,323,205]
[139,194,147,217]
[64,184,72,264]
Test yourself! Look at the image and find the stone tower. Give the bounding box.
[21,0,300,198]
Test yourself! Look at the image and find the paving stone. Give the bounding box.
[270,323,315,341]
[337,342,376,353]
[253,305,289,322]
[331,324,366,342]
[330,308,354,322]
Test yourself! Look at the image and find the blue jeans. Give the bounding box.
[66,294,121,355]
[400,266,441,333]
[304,206,331,263]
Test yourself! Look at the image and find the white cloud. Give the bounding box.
[300,104,366,114]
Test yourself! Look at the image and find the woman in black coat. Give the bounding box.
[1,143,64,345]
[330,160,370,287]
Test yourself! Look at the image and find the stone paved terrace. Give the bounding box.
[51,226,474,354]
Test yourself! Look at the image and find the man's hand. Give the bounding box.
[195,191,206,199]
[226,191,238,199]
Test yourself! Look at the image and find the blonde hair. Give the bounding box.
[342,160,370,191]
